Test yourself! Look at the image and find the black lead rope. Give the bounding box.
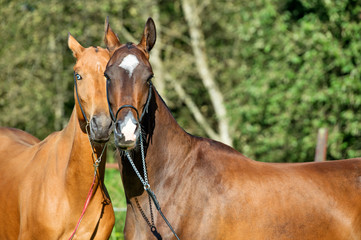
[146,188,180,240]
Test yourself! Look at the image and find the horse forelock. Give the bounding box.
[126,42,134,49]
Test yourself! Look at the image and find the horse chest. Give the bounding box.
[17,181,113,239]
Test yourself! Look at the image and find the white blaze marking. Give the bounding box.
[121,116,137,142]
[118,54,139,78]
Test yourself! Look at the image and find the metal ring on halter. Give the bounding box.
[144,183,151,191]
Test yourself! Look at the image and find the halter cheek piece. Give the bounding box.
[74,72,89,123]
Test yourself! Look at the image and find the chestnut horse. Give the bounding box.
[104,18,361,239]
[0,34,115,239]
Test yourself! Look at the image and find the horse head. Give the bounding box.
[104,18,156,150]
[68,34,113,143]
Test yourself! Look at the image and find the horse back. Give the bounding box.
[0,127,40,147]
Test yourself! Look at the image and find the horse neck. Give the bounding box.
[121,89,192,198]
[147,93,191,176]
[61,108,107,188]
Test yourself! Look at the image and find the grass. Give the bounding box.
[104,166,127,240]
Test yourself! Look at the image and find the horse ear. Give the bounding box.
[138,17,156,55]
[68,33,84,58]
[104,17,121,53]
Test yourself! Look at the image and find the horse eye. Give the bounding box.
[75,73,82,80]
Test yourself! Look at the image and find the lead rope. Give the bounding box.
[124,129,180,240]
[68,123,107,240]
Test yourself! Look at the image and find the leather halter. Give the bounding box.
[105,74,153,124]
[70,72,108,239]
[105,74,180,239]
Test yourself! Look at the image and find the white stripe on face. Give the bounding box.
[121,112,137,142]
[118,54,139,78]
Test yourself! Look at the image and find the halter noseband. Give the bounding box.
[106,76,153,124]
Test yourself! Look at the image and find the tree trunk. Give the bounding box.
[140,0,221,140]
[49,33,65,130]
[181,0,233,146]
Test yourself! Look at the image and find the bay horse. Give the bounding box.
[104,18,361,239]
[0,34,115,239]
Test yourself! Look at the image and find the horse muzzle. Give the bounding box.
[89,114,113,143]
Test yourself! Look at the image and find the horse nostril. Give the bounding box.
[91,117,98,131]
[115,121,122,136]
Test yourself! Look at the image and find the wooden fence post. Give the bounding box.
[106,163,119,169]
